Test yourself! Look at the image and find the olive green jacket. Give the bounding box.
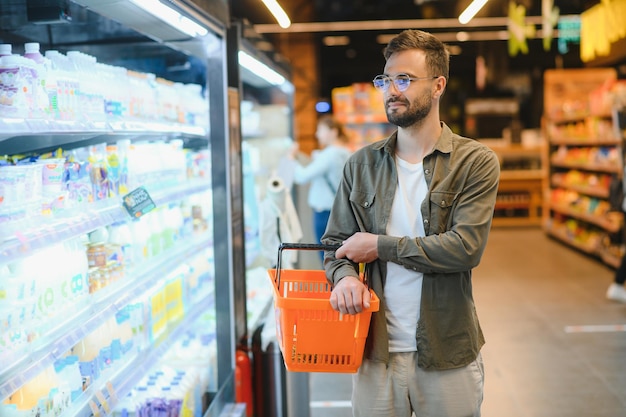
[322,122,500,370]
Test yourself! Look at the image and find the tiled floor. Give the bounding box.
[297,227,626,417]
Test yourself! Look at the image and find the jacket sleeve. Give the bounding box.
[321,158,361,286]
[377,145,500,273]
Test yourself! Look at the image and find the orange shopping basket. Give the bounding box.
[267,243,379,373]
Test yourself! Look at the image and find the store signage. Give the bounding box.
[122,186,156,218]
[557,16,581,54]
[508,1,535,56]
[580,0,626,62]
[542,0,559,51]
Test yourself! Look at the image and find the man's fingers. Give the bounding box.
[362,286,371,309]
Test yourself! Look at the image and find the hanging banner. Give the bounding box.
[542,0,559,51]
[508,1,536,56]
[581,0,626,62]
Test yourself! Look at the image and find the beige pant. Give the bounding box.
[352,351,484,417]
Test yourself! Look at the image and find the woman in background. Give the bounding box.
[290,115,352,254]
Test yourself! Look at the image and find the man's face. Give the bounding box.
[382,49,436,128]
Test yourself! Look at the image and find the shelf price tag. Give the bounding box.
[106,381,119,406]
[95,389,111,414]
[88,400,101,417]
[122,187,156,219]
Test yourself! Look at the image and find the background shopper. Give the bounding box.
[290,115,352,254]
[322,29,500,417]
[608,171,626,303]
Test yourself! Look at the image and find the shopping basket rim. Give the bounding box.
[267,268,380,312]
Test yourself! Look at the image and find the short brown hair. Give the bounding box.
[318,115,350,144]
[383,29,450,82]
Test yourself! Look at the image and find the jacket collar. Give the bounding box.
[374,121,455,156]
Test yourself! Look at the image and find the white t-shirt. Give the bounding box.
[385,156,428,352]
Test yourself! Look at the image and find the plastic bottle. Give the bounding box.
[117,139,131,195]
[77,325,108,387]
[65,237,89,302]
[66,147,93,206]
[106,144,120,196]
[108,221,134,269]
[51,358,72,414]
[111,392,137,417]
[23,42,49,118]
[113,307,134,358]
[147,211,163,257]
[23,42,44,64]
[39,156,67,214]
[67,51,105,123]
[129,218,150,262]
[4,365,59,416]
[88,144,109,201]
[42,50,62,120]
[46,51,80,121]
[63,355,85,401]
[0,43,12,56]
[0,55,25,116]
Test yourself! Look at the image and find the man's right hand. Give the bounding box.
[330,275,371,315]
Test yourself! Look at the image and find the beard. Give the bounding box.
[386,91,432,128]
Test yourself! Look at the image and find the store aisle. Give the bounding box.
[307,227,626,417]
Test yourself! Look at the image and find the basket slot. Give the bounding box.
[291,352,355,367]
[284,280,332,299]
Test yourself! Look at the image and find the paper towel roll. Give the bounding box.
[266,176,286,211]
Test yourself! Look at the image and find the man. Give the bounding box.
[322,29,500,417]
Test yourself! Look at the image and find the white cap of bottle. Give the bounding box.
[0,44,12,56]
[24,42,41,53]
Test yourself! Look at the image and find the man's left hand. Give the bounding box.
[335,232,379,263]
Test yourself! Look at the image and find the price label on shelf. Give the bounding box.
[88,400,101,417]
[94,389,110,413]
[122,187,156,219]
[106,381,119,406]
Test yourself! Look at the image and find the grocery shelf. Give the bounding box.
[550,138,621,146]
[0,233,213,402]
[0,118,208,155]
[545,226,599,255]
[0,179,210,264]
[66,292,216,417]
[550,179,609,199]
[549,160,621,174]
[549,203,622,233]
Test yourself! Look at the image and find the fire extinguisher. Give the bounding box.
[235,348,254,417]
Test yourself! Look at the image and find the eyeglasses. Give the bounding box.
[372,73,438,92]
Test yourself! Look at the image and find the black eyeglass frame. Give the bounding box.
[372,73,439,92]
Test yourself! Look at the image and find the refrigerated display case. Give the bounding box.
[0,1,238,417]
[226,20,295,344]
[225,20,297,417]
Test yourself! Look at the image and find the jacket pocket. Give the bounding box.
[429,191,457,233]
[350,190,375,209]
[349,190,376,231]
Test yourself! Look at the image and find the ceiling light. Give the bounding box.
[261,0,291,29]
[456,31,470,42]
[129,0,208,37]
[459,0,489,25]
[238,50,286,86]
[323,36,350,46]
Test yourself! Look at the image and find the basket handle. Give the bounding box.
[275,242,341,289]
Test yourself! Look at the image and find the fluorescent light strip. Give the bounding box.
[238,50,286,85]
[459,0,489,25]
[261,0,291,29]
[130,0,208,37]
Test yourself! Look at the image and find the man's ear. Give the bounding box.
[433,76,447,99]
